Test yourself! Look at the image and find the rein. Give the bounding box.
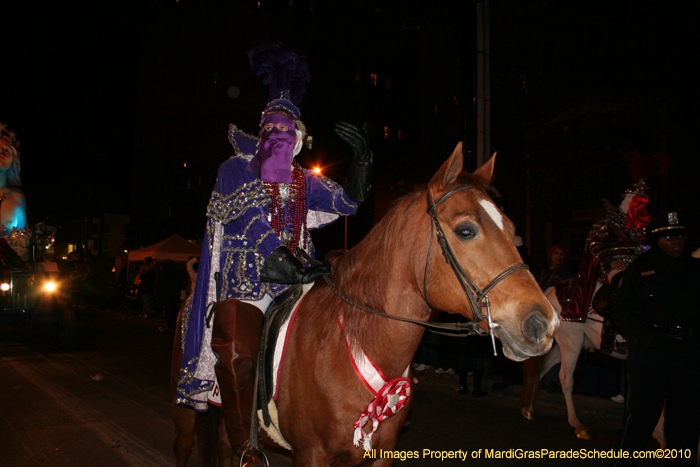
[323,275,478,337]
[325,184,529,355]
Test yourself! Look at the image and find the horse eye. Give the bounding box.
[455,223,477,240]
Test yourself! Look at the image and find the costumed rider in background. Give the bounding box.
[175,42,372,452]
[611,213,700,466]
[0,122,28,267]
[557,180,652,353]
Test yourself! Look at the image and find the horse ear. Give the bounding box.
[429,142,464,191]
[474,152,497,182]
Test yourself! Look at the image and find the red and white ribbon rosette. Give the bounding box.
[353,377,412,450]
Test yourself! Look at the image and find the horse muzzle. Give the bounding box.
[522,311,551,344]
[494,308,558,361]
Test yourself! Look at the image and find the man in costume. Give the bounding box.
[612,213,700,466]
[557,180,652,352]
[175,42,372,450]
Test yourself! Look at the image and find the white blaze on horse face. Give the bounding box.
[478,199,504,231]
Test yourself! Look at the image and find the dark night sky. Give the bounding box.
[3,1,699,232]
[3,2,141,223]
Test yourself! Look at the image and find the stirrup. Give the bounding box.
[240,446,269,467]
[613,340,629,355]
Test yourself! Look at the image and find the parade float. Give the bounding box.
[0,122,75,349]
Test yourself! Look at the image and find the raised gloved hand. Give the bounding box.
[335,121,371,162]
[260,246,330,285]
[335,121,372,203]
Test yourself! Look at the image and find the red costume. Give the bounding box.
[558,195,650,322]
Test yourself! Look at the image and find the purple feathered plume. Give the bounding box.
[249,41,310,106]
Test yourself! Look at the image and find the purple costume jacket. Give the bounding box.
[175,126,359,410]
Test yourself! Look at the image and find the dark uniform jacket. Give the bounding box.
[612,247,700,352]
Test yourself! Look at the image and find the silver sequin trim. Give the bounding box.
[207,180,271,224]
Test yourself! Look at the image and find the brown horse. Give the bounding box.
[171,143,559,466]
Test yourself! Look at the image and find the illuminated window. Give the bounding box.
[398,130,404,142]
[370,73,377,86]
[385,79,391,90]
[306,135,314,150]
[383,126,390,139]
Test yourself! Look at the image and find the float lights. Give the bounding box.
[313,167,321,174]
[44,282,57,292]
[1,283,10,291]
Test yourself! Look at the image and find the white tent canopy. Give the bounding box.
[128,234,201,263]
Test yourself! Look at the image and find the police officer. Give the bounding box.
[612,212,700,466]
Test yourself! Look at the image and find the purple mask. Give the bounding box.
[249,113,297,183]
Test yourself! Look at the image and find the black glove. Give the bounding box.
[260,246,330,285]
[335,121,372,203]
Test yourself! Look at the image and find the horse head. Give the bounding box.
[423,143,558,361]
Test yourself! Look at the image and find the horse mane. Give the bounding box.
[299,170,490,356]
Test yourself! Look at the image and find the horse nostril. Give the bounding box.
[523,312,548,343]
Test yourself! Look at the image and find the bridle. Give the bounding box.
[325,183,529,356]
[425,185,529,353]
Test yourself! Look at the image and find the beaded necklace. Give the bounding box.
[264,161,307,253]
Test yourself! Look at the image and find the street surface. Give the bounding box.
[1,306,669,466]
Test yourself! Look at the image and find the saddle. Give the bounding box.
[255,284,304,427]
